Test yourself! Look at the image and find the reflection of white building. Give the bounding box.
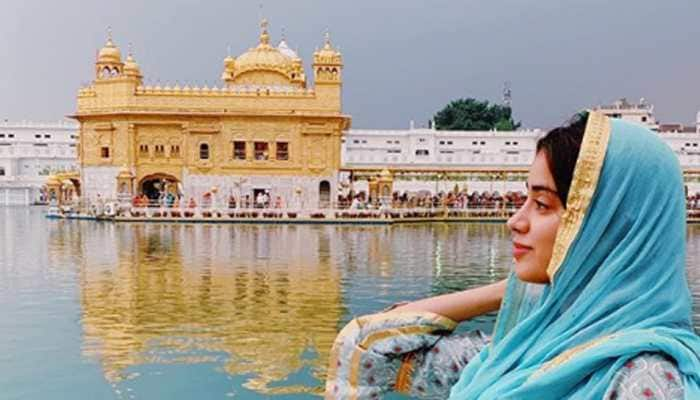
[0,121,79,205]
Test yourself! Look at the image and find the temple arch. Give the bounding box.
[319,180,331,208]
[139,173,180,201]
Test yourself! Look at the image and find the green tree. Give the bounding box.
[433,98,521,131]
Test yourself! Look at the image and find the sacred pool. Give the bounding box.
[1,207,698,399]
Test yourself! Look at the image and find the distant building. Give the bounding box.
[342,127,541,194]
[593,98,700,192]
[342,98,700,195]
[343,127,541,168]
[594,98,659,131]
[0,121,78,205]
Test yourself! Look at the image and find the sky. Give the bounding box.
[1,0,699,129]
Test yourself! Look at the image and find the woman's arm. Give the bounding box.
[390,279,507,323]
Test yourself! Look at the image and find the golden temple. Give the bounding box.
[70,20,350,208]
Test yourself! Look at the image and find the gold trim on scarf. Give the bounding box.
[530,333,619,379]
[529,112,612,381]
[546,111,611,282]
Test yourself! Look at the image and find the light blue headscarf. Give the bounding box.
[450,114,700,399]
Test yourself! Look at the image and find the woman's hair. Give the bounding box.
[536,112,588,207]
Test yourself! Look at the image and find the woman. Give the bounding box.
[326,112,700,399]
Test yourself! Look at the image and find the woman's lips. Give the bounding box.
[512,242,532,258]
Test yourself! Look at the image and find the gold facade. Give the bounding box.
[73,21,350,202]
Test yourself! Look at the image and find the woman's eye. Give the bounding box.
[535,200,549,210]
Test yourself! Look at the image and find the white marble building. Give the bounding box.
[342,127,541,194]
[342,101,700,195]
[0,121,79,205]
[342,127,541,168]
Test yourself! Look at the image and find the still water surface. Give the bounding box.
[1,208,698,399]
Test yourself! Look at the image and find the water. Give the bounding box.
[1,207,698,399]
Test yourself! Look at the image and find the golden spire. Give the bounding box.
[126,42,134,61]
[106,26,114,47]
[224,45,234,63]
[259,18,270,46]
[323,29,332,49]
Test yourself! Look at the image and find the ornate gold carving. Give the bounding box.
[187,123,221,134]
[93,123,115,131]
[546,112,611,282]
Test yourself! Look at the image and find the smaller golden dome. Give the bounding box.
[314,31,341,59]
[277,39,298,59]
[123,54,140,75]
[98,37,122,63]
[223,55,235,75]
[223,43,236,68]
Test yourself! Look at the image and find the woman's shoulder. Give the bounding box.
[604,352,683,400]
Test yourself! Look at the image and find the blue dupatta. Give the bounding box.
[449,112,700,399]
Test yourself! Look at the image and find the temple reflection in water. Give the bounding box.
[44,220,514,396]
[59,223,344,394]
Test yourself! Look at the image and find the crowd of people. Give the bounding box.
[337,190,526,211]
[130,190,286,210]
[687,193,700,218]
[127,189,700,217]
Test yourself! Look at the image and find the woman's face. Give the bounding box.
[506,151,565,283]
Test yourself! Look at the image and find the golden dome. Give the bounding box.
[123,53,141,76]
[234,18,294,75]
[314,31,341,60]
[98,37,122,63]
[236,47,292,70]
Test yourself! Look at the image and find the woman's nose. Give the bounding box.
[507,206,528,234]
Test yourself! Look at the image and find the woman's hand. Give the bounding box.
[389,279,507,323]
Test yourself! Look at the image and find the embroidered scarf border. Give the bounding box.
[546,111,611,282]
